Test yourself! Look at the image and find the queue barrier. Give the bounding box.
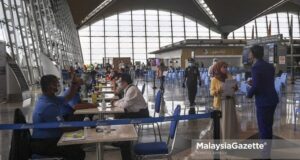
[4,110,222,160]
[0,111,220,130]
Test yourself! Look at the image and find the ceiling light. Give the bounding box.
[81,0,113,24]
[195,0,218,25]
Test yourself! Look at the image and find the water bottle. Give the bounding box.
[101,98,106,109]
[83,117,90,138]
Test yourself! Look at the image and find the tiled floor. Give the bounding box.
[1,78,300,160]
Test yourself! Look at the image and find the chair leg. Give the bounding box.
[294,113,297,131]
[156,122,162,142]
[152,123,157,141]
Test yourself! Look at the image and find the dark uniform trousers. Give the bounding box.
[187,82,197,106]
[185,66,199,107]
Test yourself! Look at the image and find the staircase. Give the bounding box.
[7,54,29,92]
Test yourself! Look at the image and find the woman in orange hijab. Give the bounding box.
[210,61,239,140]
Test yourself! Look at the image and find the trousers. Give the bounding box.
[187,84,197,106]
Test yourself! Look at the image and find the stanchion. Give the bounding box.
[212,110,221,160]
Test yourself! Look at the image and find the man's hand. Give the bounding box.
[232,85,238,91]
[111,100,116,107]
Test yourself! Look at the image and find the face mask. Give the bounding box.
[54,84,62,96]
[117,82,122,88]
[188,63,193,67]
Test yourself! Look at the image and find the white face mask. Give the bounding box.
[117,82,122,87]
[188,63,193,67]
[55,85,62,96]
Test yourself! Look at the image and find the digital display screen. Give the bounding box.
[242,48,250,65]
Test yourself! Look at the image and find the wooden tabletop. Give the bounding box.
[57,124,138,146]
[82,94,119,102]
[95,84,112,89]
[74,105,124,115]
[98,88,114,94]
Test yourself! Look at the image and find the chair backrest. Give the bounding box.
[204,76,210,86]
[154,90,162,114]
[240,81,248,94]
[236,74,241,82]
[280,73,287,84]
[9,109,31,160]
[169,105,181,139]
[275,78,282,95]
[141,83,146,95]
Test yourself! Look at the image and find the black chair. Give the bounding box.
[9,109,31,160]
[9,109,62,160]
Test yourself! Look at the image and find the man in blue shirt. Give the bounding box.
[247,45,279,159]
[31,74,85,160]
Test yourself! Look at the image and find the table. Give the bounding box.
[98,88,114,94]
[95,84,112,89]
[82,94,119,102]
[58,125,138,160]
[74,105,124,115]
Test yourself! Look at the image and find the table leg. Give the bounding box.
[96,143,104,160]
[99,113,104,120]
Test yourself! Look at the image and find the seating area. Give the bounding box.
[2,0,300,160]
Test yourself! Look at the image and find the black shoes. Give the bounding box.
[189,107,196,115]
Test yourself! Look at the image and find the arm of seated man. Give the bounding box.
[73,103,97,110]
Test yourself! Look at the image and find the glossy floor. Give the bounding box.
[1,78,300,160]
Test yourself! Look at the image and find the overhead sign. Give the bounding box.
[247,34,283,45]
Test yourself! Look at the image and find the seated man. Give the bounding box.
[111,73,149,160]
[112,73,149,118]
[31,74,85,160]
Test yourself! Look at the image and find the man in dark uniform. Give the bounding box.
[183,58,201,114]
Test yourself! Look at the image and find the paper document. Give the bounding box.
[62,130,85,141]
[222,79,237,97]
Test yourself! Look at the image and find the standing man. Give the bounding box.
[157,62,166,91]
[183,58,201,114]
[208,58,218,77]
[247,45,278,159]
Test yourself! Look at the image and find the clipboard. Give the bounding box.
[222,79,237,97]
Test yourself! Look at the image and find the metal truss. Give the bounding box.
[0,0,83,85]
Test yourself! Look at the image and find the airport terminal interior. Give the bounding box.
[1,0,300,160]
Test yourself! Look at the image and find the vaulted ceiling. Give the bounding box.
[67,0,300,35]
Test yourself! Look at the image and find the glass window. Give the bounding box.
[256,16,267,37]
[229,12,300,40]
[266,13,279,35]
[79,9,215,64]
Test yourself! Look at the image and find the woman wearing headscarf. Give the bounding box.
[210,61,239,139]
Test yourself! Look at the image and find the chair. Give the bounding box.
[294,108,300,131]
[138,90,162,142]
[236,74,241,83]
[275,77,282,97]
[134,105,181,160]
[9,109,62,160]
